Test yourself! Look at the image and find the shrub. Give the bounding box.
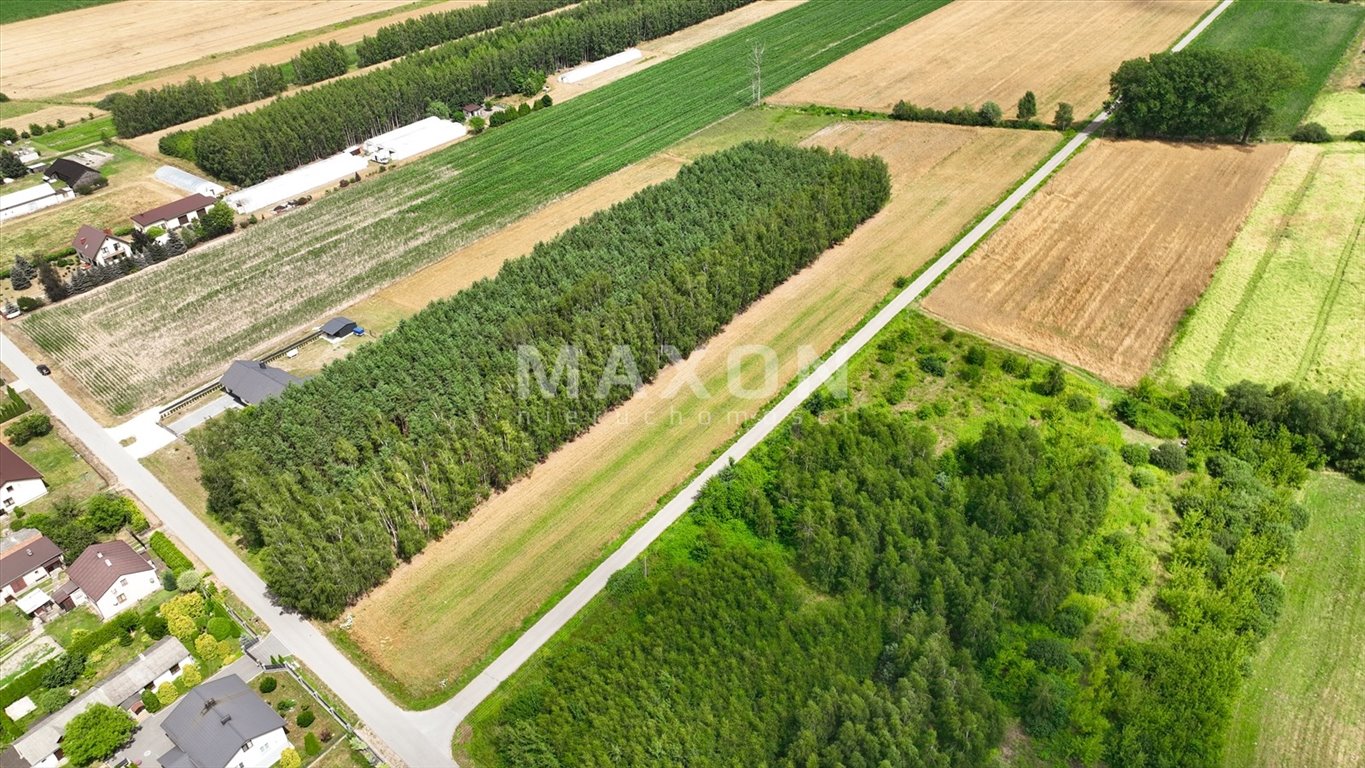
[35,687,72,713]
[917,354,947,377]
[279,748,301,768]
[156,681,179,706]
[141,612,169,639]
[62,704,135,765]
[1051,603,1091,638]
[178,663,202,690]
[1065,392,1093,412]
[194,633,222,663]
[1130,465,1160,488]
[5,412,52,446]
[1035,363,1066,396]
[141,689,163,713]
[85,493,135,532]
[162,571,178,591]
[176,569,201,592]
[150,531,193,574]
[1000,353,1031,378]
[1120,443,1150,466]
[41,653,85,689]
[1346,129,1365,142]
[16,296,43,312]
[1150,441,1188,473]
[297,708,316,728]
[305,732,323,755]
[259,675,277,693]
[207,616,233,641]
[1290,122,1332,143]
[963,345,988,366]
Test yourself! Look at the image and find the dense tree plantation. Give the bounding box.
[108,65,288,137]
[192,142,890,618]
[289,41,351,85]
[355,0,578,66]
[1106,48,1303,142]
[179,0,754,184]
[468,314,1364,767]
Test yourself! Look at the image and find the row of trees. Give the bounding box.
[355,0,576,66]
[289,41,350,85]
[1107,48,1304,142]
[185,0,753,184]
[108,64,288,137]
[192,142,891,617]
[890,90,1074,131]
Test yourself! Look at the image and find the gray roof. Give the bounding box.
[321,316,355,336]
[9,637,191,764]
[0,530,61,581]
[220,360,300,406]
[161,675,285,768]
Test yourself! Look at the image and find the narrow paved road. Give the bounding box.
[0,335,454,768]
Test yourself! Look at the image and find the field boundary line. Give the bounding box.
[1203,150,1324,381]
[1296,193,1365,381]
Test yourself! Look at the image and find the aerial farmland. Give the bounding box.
[2,1,1364,767]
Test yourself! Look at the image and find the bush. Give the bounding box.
[5,412,52,446]
[1065,392,1093,412]
[150,531,193,574]
[1000,353,1031,378]
[141,689,163,713]
[280,748,301,768]
[259,676,277,693]
[35,687,72,714]
[305,732,323,756]
[62,704,135,765]
[207,616,234,641]
[1290,122,1332,143]
[1130,465,1160,488]
[176,569,201,592]
[16,296,43,312]
[1035,363,1066,396]
[73,175,109,195]
[297,708,316,728]
[1150,441,1188,473]
[41,653,86,689]
[1051,603,1092,638]
[1347,129,1365,142]
[1120,443,1150,466]
[162,571,178,591]
[917,354,947,377]
[156,681,179,707]
[141,612,169,639]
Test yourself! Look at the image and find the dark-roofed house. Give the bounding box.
[0,637,191,768]
[0,529,62,603]
[321,316,357,338]
[131,193,216,234]
[43,158,101,190]
[160,675,287,768]
[1,443,47,513]
[220,361,300,406]
[52,540,158,619]
[71,224,132,267]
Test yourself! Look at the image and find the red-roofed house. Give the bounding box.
[71,224,132,266]
[0,443,46,513]
[130,193,216,234]
[52,540,158,619]
[0,529,63,603]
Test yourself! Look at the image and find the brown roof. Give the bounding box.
[131,193,216,227]
[0,443,43,484]
[0,530,61,578]
[71,224,124,261]
[64,540,153,601]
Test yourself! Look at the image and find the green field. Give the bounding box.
[1192,0,1365,136]
[0,0,121,25]
[1306,91,1365,136]
[1225,473,1365,768]
[31,115,113,153]
[1162,143,1365,392]
[18,0,952,415]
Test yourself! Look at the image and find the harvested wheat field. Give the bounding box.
[923,139,1288,385]
[0,104,104,132]
[0,0,417,99]
[772,0,1214,118]
[344,119,1058,704]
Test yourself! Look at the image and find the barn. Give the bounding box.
[321,316,358,338]
[220,360,300,405]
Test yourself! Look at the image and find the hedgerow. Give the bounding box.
[150,531,194,574]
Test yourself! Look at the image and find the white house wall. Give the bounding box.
[229,726,289,768]
[2,478,47,511]
[93,569,159,619]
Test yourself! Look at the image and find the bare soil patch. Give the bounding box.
[0,0,421,99]
[345,119,1057,698]
[923,139,1288,385]
[772,0,1215,118]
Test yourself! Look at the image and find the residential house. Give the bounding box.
[0,444,47,512]
[71,224,132,267]
[461,103,488,120]
[0,637,191,768]
[0,529,62,603]
[131,193,216,234]
[51,540,159,619]
[220,361,300,406]
[160,675,288,768]
[43,158,101,190]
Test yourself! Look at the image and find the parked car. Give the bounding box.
[36,364,51,375]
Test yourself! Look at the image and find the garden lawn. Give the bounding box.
[10,430,107,515]
[1225,473,1365,768]
[1192,0,1365,136]
[0,605,28,649]
[254,673,344,764]
[43,607,101,647]
[31,115,113,153]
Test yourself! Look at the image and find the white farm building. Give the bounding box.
[225,151,368,214]
[0,183,74,222]
[363,116,466,163]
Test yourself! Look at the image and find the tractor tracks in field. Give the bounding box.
[1296,195,1365,382]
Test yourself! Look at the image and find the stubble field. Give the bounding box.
[343,117,1058,704]
[922,139,1287,385]
[0,0,419,99]
[771,0,1215,118]
[1162,143,1365,392]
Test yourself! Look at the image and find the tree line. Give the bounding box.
[108,63,287,137]
[192,142,890,618]
[356,0,577,66]
[179,0,753,184]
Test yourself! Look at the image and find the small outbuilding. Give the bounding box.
[220,360,301,406]
[321,316,357,338]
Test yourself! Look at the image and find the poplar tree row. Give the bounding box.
[192,142,890,617]
[355,0,578,66]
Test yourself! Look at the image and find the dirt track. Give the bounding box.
[772,0,1215,118]
[0,0,423,99]
[923,139,1288,385]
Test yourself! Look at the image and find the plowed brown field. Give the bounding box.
[922,139,1288,385]
[0,0,421,99]
[772,0,1215,119]
[345,119,1058,701]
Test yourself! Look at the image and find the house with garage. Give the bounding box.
[220,360,300,406]
[1,444,47,512]
[0,529,62,603]
[43,158,101,190]
[160,674,288,768]
[71,224,132,266]
[131,193,216,234]
[51,540,159,619]
[0,637,191,768]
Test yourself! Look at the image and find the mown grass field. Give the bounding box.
[1225,473,1365,768]
[0,0,121,25]
[1192,0,1365,136]
[16,0,952,416]
[1162,143,1365,392]
[32,114,113,152]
